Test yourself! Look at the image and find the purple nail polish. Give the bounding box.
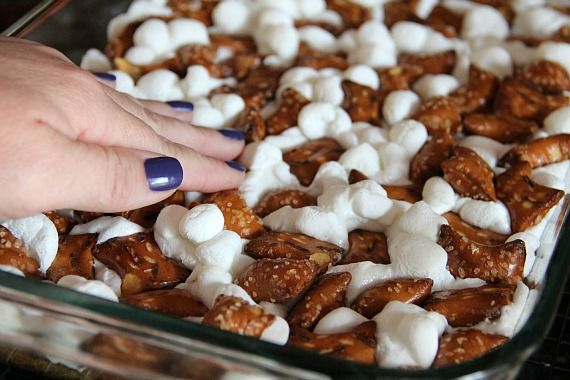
[219,129,245,141]
[166,100,194,112]
[94,72,116,82]
[226,161,246,172]
[144,157,183,191]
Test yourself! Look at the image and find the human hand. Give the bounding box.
[0,37,245,220]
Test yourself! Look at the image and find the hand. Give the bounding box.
[0,37,245,220]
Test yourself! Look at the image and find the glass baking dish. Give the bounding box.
[2,1,570,378]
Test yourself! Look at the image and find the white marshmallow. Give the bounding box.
[113,70,136,95]
[107,0,172,40]
[343,65,380,90]
[194,230,242,271]
[192,103,226,129]
[154,205,198,269]
[382,90,421,125]
[545,107,570,135]
[2,214,58,274]
[512,6,570,39]
[298,26,338,54]
[391,201,448,242]
[181,65,224,99]
[459,135,512,168]
[413,74,460,100]
[57,275,118,302]
[388,120,428,156]
[70,216,145,245]
[181,264,233,308]
[422,177,458,214]
[391,21,455,54]
[298,103,352,139]
[94,259,122,296]
[414,0,438,19]
[80,49,112,72]
[471,45,513,79]
[263,127,309,151]
[313,307,369,334]
[260,316,290,345]
[508,232,539,277]
[462,6,509,40]
[210,94,246,128]
[179,204,225,245]
[348,21,397,68]
[125,46,156,66]
[311,75,344,105]
[338,143,381,178]
[135,69,184,101]
[349,44,397,68]
[133,18,171,56]
[169,18,210,48]
[255,23,300,61]
[212,0,252,34]
[328,261,394,303]
[337,122,388,149]
[374,301,447,368]
[456,199,511,235]
[264,206,348,248]
[280,67,319,86]
[377,142,411,184]
[0,265,25,277]
[306,161,349,197]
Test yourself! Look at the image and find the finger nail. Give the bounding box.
[218,129,245,141]
[144,157,183,191]
[166,100,194,112]
[94,72,116,82]
[226,161,246,172]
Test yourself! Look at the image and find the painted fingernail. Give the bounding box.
[226,161,246,172]
[93,72,116,82]
[144,157,183,191]
[218,129,245,141]
[166,100,194,112]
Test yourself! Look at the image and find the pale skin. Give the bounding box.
[0,37,245,220]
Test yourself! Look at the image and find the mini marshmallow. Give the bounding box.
[337,122,388,149]
[391,21,455,54]
[255,23,300,61]
[168,18,210,48]
[135,69,184,101]
[239,142,301,207]
[154,205,198,269]
[377,142,411,184]
[459,135,512,168]
[264,128,309,152]
[194,230,243,271]
[260,316,290,345]
[280,67,319,86]
[107,0,173,40]
[298,26,338,54]
[113,70,136,95]
[382,90,421,125]
[387,231,454,290]
[210,94,246,128]
[298,102,352,139]
[213,283,255,305]
[313,307,369,334]
[356,21,396,52]
[388,119,428,156]
[191,103,225,129]
[338,143,381,177]
[57,275,119,302]
[264,206,348,248]
[0,265,25,277]
[343,65,380,90]
[349,44,397,68]
[422,177,458,214]
[348,21,397,68]
[181,65,224,99]
[229,254,256,278]
[457,199,511,235]
[80,49,112,72]
[125,46,156,66]
[337,30,357,53]
[413,74,460,100]
[311,75,344,105]
[391,201,448,242]
[462,5,509,40]
[512,6,570,39]
[182,264,233,308]
[212,0,252,34]
[94,259,121,296]
[374,301,448,368]
[179,204,225,244]
[70,216,145,245]
[2,214,58,274]
[132,18,171,56]
[414,0,438,19]
[306,161,349,197]
[532,161,570,191]
[471,45,513,79]
[544,106,570,135]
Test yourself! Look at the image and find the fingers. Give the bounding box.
[1,120,245,219]
[100,86,244,160]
